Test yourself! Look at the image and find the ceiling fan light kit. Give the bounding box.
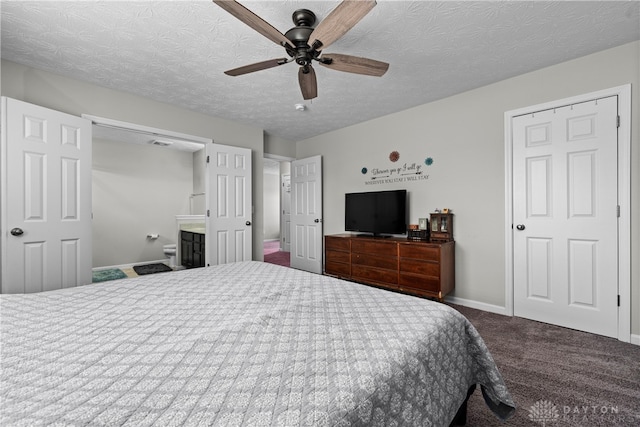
[213,0,389,101]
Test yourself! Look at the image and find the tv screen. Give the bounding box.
[345,190,407,236]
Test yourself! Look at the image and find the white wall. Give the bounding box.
[264,133,296,158]
[92,139,193,267]
[1,59,267,261]
[297,41,640,334]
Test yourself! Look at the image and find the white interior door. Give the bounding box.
[290,156,322,274]
[1,97,92,293]
[206,143,252,265]
[281,174,291,252]
[512,96,619,337]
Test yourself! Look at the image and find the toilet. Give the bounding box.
[163,244,177,268]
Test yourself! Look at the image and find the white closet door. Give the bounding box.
[512,96,619,337]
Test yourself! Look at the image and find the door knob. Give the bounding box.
[246,221,252,226]
[10,227,24,236]
[314,219,321,223]
[516,224,525,231]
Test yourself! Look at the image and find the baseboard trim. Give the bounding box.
[93,259,168,272]
[447,296,640,346]
[444,296,508,316]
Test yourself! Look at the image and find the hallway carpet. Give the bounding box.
[263,240,280,255]
[264,250,290,267]
[264,240,290,267]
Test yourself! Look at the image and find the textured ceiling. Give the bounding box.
[2,1,639,142]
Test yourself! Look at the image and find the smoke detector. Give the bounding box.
[295,103,306,112]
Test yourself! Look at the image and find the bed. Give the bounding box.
[1,261,514,426]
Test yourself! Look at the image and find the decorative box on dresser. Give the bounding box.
[325,234,455,301]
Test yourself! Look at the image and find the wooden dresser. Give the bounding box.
[325,234,455,301]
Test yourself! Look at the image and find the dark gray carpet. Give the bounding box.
[133,263,172,275]
[450,304,640,426]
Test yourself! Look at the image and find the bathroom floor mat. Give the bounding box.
[133,263,173,275]
[93,268,127,283]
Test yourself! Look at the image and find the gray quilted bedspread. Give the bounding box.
[0,261,514,426]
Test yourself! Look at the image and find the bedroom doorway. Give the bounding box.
[505,85,631,341]
[263,155,291,267]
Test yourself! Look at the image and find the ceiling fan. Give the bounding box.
[213,0,389,100]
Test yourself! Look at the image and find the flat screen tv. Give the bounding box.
[345,189,407,236]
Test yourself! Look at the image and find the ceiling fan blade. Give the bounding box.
[213,0,294,49]
[308,0,376,51]
[298,66,318,100]
[319,53,389,77]
[224,58,289,76]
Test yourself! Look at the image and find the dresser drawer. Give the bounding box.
[325,236,351,252]
[325,260,351,277]
[351,239,397,256]
[326,249,350,264]
[399,258,440,277]
[398,244,440,261]
[399,273,441,293]
[352,265,398,285]
[352,252,397,270]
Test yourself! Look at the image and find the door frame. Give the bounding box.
[84,114,212,269]
[504,84,631,342]
[280,173,291,252]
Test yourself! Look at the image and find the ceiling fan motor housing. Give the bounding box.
[284,9,320,65]
[285,26,313,47]
[292,9,316,27]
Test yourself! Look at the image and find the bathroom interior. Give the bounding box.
[92,124,207,276]
[92,124,292,276]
